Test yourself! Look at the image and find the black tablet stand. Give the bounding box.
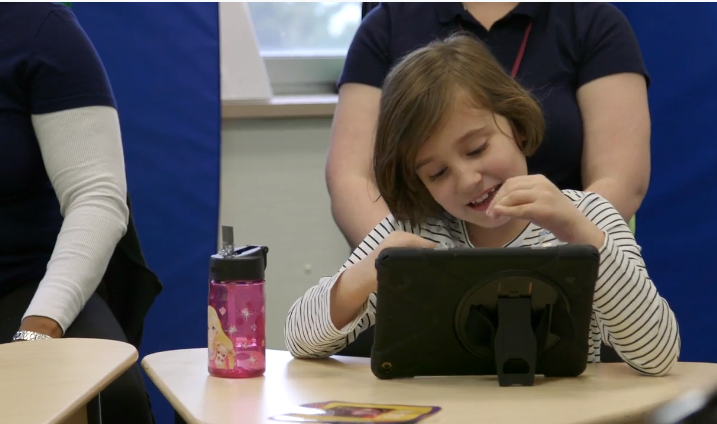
[493,284,537,387]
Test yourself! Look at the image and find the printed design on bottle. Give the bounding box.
[208,283,267,374]
[208,305,236,370]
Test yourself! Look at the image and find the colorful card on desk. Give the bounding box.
[269,401,441,423]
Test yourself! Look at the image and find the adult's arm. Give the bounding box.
[575,4,651,221]
[578,73,650,220]
[326,4,393,248]
[23,106,129,335]
[326,84,389,249]
[19,5,128,336]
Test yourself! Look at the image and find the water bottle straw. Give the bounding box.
[221,226,235,257]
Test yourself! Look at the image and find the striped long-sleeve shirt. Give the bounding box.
[285,190,681,376]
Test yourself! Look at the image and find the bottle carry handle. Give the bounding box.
[233,245,269,270]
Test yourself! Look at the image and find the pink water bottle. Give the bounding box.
[207,226,268,378]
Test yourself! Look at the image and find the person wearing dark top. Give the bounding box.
[0,3,155,423]
[326,2,650,249]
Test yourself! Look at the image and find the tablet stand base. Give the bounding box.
[494,296,537,387]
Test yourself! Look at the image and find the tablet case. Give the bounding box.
[371,245,599,381]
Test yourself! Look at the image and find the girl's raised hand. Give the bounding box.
[486,175,605,248]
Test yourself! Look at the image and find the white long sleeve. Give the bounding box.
[23,105,129,333]
[284,216,407,358]
[284,190,680,376]
[577,193,680,376]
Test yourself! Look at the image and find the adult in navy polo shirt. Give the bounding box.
[326,2,650,250]
[0,4,153,423]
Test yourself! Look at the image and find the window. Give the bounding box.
[247,2,361,56]
[247,2,362,95]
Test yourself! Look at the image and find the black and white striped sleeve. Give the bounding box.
[284,215,405,359]
[579,192,680,376]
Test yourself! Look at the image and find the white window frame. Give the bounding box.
[220,2,357,100]
[247,1,361,96]
[263,53,346,96]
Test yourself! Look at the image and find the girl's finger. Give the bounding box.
[488,179,535,209]
[491,203,533,220]
[488,188,535,217]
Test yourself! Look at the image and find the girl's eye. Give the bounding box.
[467,143,488,156]
[428,168,446,181]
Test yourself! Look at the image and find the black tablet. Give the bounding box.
[371,244,600,386]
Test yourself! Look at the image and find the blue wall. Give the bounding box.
[72,4,220,424]
[614,3,717,362]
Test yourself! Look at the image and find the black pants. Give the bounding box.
[0,280,155,424]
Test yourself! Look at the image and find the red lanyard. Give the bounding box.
[456,18,532,79]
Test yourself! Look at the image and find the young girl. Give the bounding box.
[284,34,680,376]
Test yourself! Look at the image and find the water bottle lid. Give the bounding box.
[209,245,269,282]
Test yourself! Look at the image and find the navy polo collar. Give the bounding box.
[436,2,544,24]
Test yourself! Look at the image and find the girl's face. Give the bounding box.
[415,105,528,230]
[208,316,218,344]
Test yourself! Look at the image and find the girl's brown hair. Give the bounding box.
[373,33,545,229]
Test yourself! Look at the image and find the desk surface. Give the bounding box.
[142,348,717,424]
[0,338,138,424]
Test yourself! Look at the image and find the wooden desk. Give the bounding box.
[142,349,717,424]
[0,338,138,424]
